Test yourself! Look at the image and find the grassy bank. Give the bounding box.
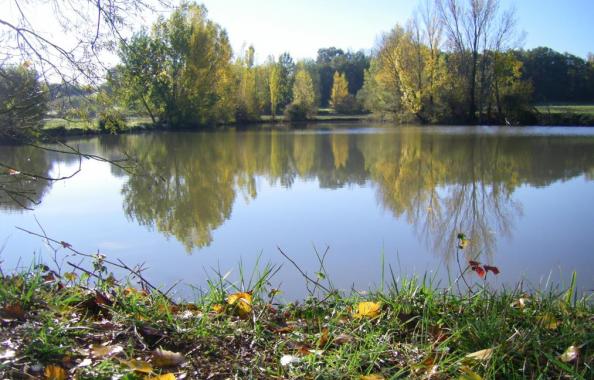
[0,257,591,379]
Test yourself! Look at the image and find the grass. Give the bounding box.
[535,103,594,116]
[42,117,154,132]
[0,246,592,380]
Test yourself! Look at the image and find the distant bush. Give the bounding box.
[334,95,362,114]
[98,109,127,133]
[283,103,311,121]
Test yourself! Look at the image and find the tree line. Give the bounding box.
[2,0,594,137]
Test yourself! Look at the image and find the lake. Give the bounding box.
[1,124,593,299]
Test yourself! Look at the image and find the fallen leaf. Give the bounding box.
[333,333,354,346]
[280,354,300,366]
[0,349,16,360]
[44,365,66,380]
[91,344,123,359]
[318,328,329,348]
[483,265,500,275]
[353,302,381,319]
[119,358,153,373]
[360,374,385,380]
[227,292,253,317]
[465,348,493,361]
[144,374,176,380]
[77,358,92,368]
[1,303,26,320]
[559,345,579,363]
[537,313,560,330]
[459,365,483,380]
[152,348,185,368]
[273,326,294,334]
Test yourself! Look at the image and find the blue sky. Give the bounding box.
[199,0,594,61]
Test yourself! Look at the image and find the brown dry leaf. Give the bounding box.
[465,348,493,361]
[353,302,381,319]
[318,328,329,348]
[333,333,354,346]
[44,365,66,380]
[360,374,385,380]
[91,344,124,359]
[537,313,560,330]
[119,358,154,373]
[1,303,26,320]
[227,291,253,317]
[459,365,483,380]
[144,374,176,380]
[273,326,294,334]
[152,348,185,368]
[559,345,580,363]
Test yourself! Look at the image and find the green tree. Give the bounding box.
[118,3,235,128]
[0,64,47,142]
[268,58,281,120]
[286,67,316,120]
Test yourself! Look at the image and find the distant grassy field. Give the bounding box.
[535,104,594,115]
[43,117,153,131]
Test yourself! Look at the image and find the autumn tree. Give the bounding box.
[285,67,316,121]
[268,58,281,120]
[118,3,235,127]
[436,0,520,122]
[330,71,349,110]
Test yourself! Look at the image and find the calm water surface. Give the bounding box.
[1,124,593,299]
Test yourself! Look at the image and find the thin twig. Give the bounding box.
[276,246,332,294]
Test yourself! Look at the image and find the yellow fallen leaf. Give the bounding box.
[360,374,385,380]
[353,302,381,319]
[459,365,483,380]
[44,365,66,380]
[152,348,185,368]
[559,345,579,363]
[212,304,224,314]
[144,374,176,380]
[465,348,493,361]
[91,344,123,358]
[119,358,154,373]
[227,291,253,316]
[63,272,78,282]
[537,313,560,330]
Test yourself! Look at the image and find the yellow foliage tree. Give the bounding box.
[330,71,349,110]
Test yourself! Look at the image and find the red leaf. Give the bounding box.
[468,260,481,267]
[470,264,486,278]
[60,241,72,249]
[484,265,500,275]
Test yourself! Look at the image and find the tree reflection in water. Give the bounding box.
[4,127,594,264]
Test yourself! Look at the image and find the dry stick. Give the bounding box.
[16,226,177,305]
[276,246,332,294]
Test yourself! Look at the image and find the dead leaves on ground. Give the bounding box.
[227,291,253,317]
[353,301,382,319]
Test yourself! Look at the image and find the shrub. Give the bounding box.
[98,109,127,133]
[283,103,311,122]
